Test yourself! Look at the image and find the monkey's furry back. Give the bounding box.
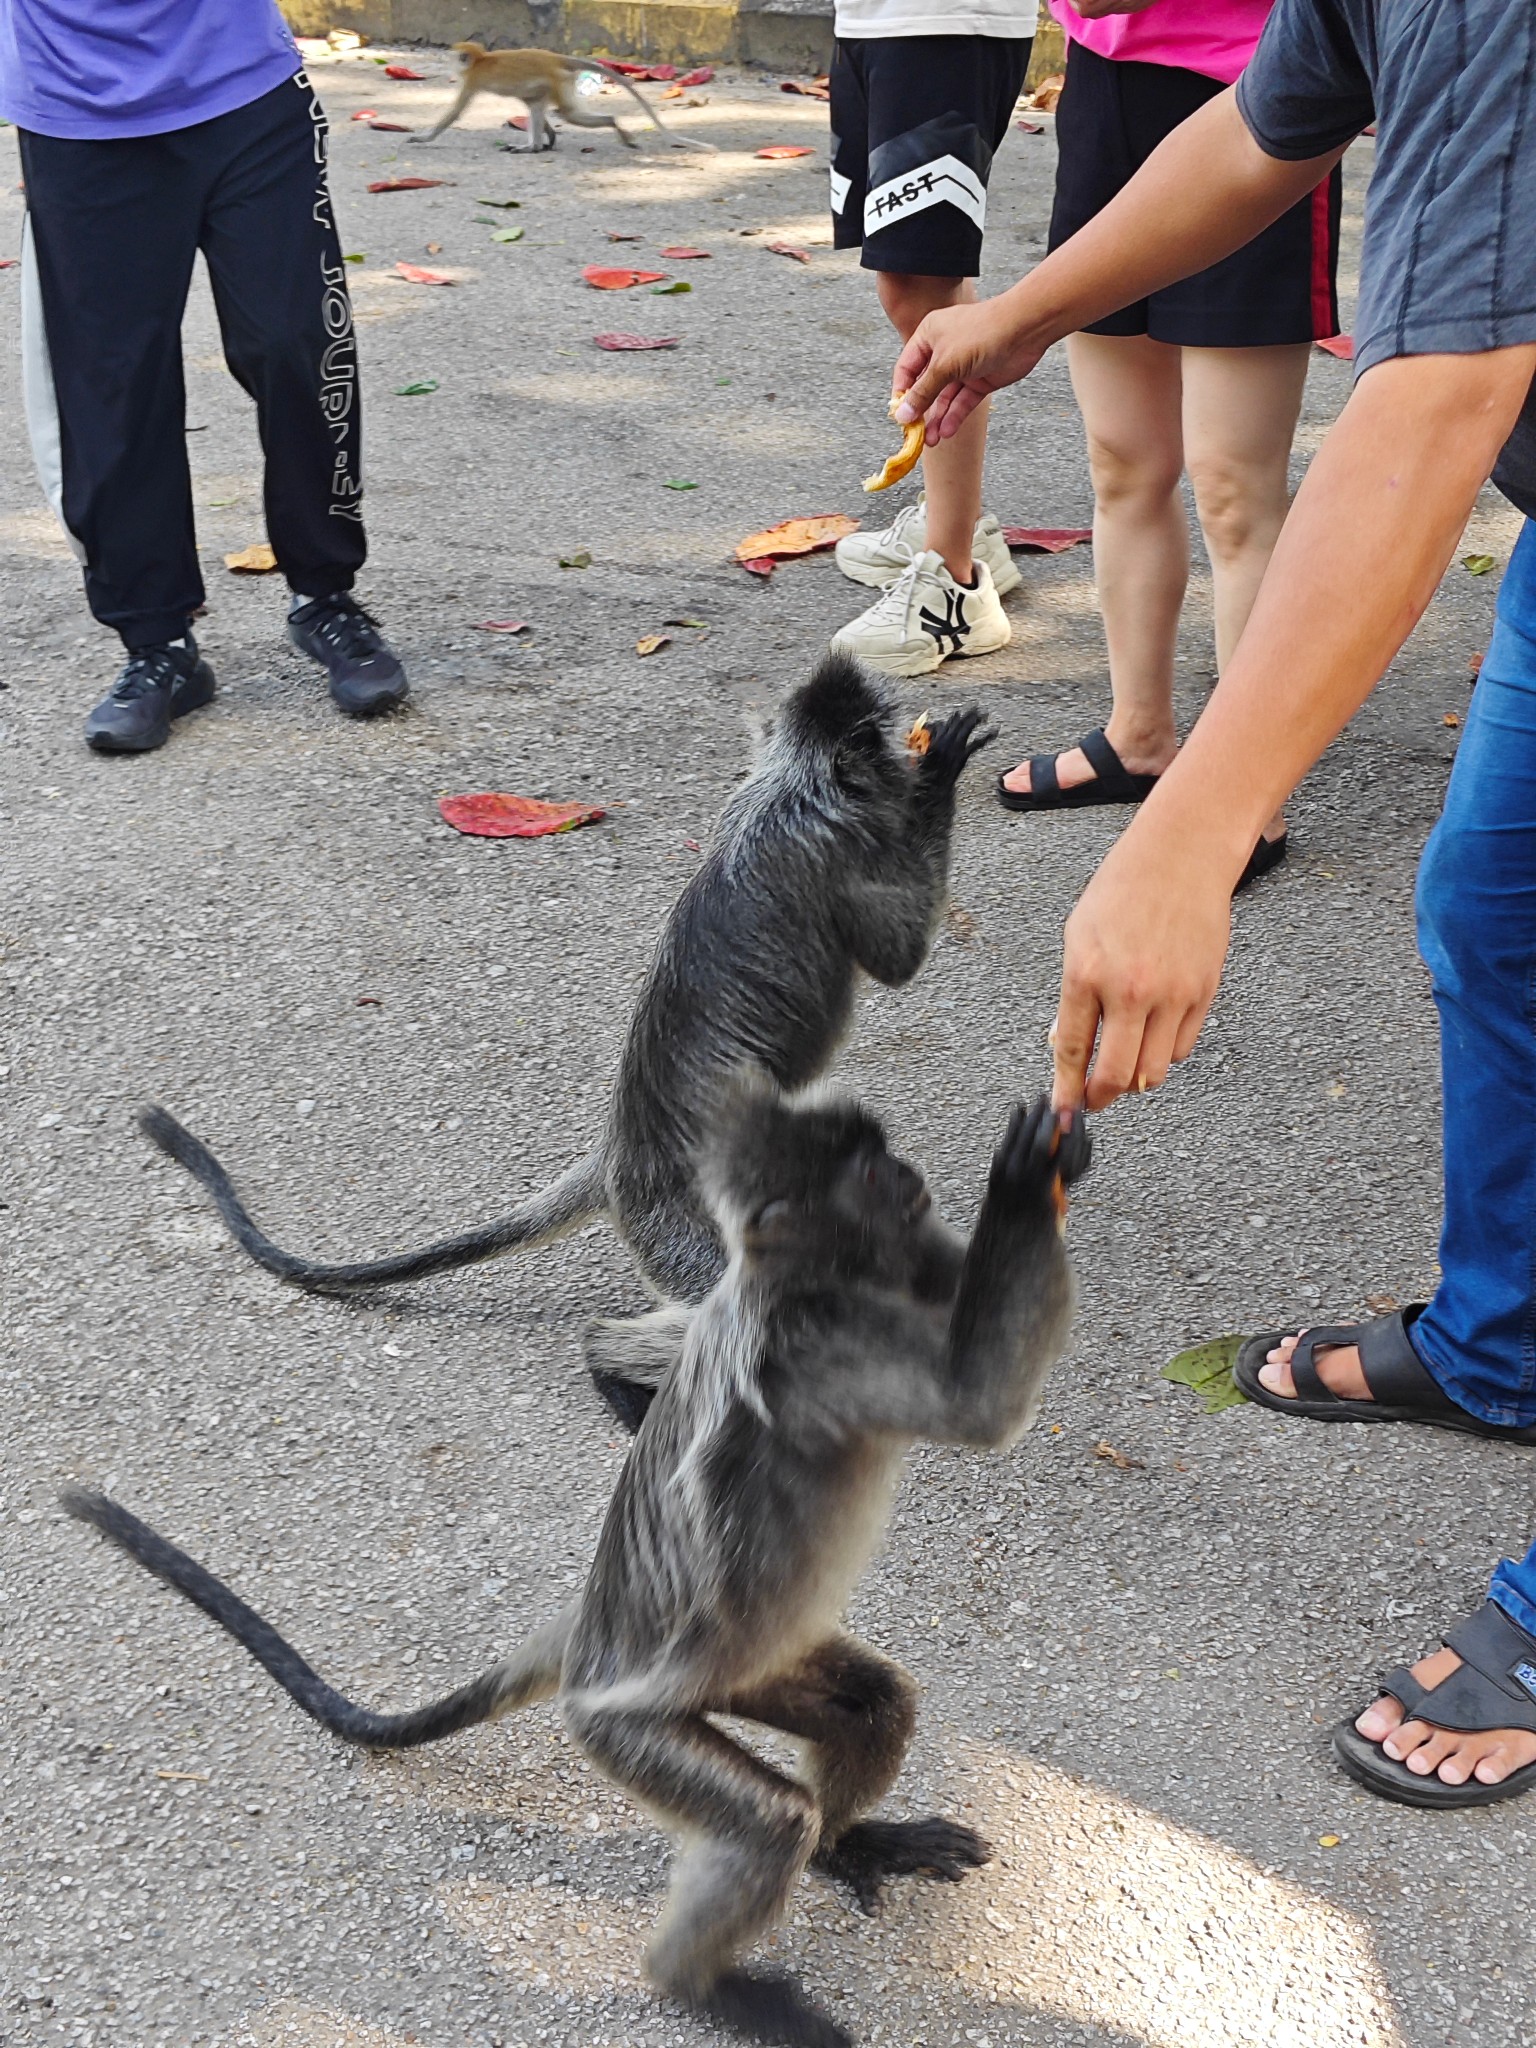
[137,655,957,1314]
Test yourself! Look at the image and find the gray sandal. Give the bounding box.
[1333,1601,1536,1808]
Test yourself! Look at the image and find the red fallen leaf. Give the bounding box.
[767,240,811,263]
[1017,119,1044,133]
[473,619,529,632]
[604,60,653,75]
[394,260,454,285]
[438,792,606,839]
[780,79,830,99]
[1316,334,1354,359]
[366,118,412,131]
[0,258,16,269]
[384,63,426,79]
[351,109,377,120]
[367,176,445,192]
[676,67,714,86]
[659,245,711,258]
[646,64,678,80]
[583,264,668,288]
[1001,527,1093,552]
[594,332,681,350]
[756,144,815,159]
[741,556,777,578]
[735,514,858,563]
[506,113,529,129]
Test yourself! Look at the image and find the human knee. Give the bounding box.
[1085,432,1182,508]
[1188,458,1283,563]
[876,270,965,338]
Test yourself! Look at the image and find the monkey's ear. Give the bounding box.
[833,720,887,789]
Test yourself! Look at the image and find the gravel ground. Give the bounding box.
[3,49,1532,2048]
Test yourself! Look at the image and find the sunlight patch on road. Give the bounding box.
[934,1742,1406,2048]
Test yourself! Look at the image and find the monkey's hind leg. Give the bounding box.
[525,99,558,151]
[557,101,640,148]
[735,1635,992,1917]
[564,1699,846,2047]
[583,1302,691,1433]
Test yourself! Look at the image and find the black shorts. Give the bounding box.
[1050,42,1342,346]
[830,34,1033,278]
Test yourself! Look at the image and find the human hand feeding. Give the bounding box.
[892,297,1047,444]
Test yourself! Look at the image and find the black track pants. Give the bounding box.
[19,73,365,649]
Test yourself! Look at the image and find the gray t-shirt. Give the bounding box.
[1237,0,1536,516]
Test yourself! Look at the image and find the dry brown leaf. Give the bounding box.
[1093,1440,1145,1471]
[224,542,278,573]
[636,633,672,656]
[905,713,933,755]
[734,514,858,563]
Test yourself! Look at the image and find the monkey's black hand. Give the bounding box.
[815,1816,992,1915]
[917,706,997,789]
[989,1096,1092,1210]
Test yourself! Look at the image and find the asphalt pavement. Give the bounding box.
[2,48,1531,2048]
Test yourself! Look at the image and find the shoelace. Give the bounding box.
[876,500,925,558]
[110,649,182,701]
[302,596,383,661]
[860,555,932,641]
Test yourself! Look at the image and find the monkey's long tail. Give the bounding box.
[138,1105,607,1295]
[61,1487,571,1748]
[585,62,718,149]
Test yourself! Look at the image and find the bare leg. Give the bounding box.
[734,1636,989,1916]
[557,99,637,147]
[565,1701,842,2047]
[1001,332,1186,795]
[1182,342,1310,843]
[877,273,988,582]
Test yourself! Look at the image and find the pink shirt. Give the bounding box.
[1050,0,1272,86]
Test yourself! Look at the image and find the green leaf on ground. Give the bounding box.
[343,251,366,263]
[664,617,708,627]
[492,226,524,243]
[1162,1335,1248,1414]
[395,379,439,396]
[476,196,522,208]
[1462,553,1497,576]
[663,480,698,491]
[559,549,592,569]
[652,280,692,295]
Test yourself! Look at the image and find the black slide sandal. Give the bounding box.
[1234,1308,1536,1441]
[995,726,1161,814]
[1233,829,1288,895]
[1333,1601,1536,1809]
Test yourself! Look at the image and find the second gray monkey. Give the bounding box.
[141,657,994,1421]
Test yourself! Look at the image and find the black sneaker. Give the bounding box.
[83,636,216,754]
[287,592,409,716]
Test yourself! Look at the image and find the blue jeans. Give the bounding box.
[1414,517,1536,1639]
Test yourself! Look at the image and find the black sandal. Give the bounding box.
[1233,828,1288,895]
[1333,1601,1536,1808]
[995,726,1161,814]
[1234,1308,1536,1441]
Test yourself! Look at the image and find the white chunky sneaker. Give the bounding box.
[830,550,1011,678]
[834,500,1022,597]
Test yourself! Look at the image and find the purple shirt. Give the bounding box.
[0,0,301,139]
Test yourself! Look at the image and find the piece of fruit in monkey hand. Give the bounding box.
[905,713,933,756]
[864,399,926,493]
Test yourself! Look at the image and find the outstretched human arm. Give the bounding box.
[1049,344,1536,1111]
[892,92,1344,438]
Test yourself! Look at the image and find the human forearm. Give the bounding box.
[895,95,1342,432]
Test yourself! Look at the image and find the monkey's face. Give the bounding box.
[753,1138,933,1277]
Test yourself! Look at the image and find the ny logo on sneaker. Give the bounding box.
[920,589,967,656]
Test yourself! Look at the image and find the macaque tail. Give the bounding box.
[581,60,718,149]
[60,1487,569,1748]
[138,1105,607,1294]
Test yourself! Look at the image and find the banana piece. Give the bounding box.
[863,399,926,493]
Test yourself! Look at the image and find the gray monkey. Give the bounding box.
[140,656,995,1425]
[63,1082,1090,2048]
